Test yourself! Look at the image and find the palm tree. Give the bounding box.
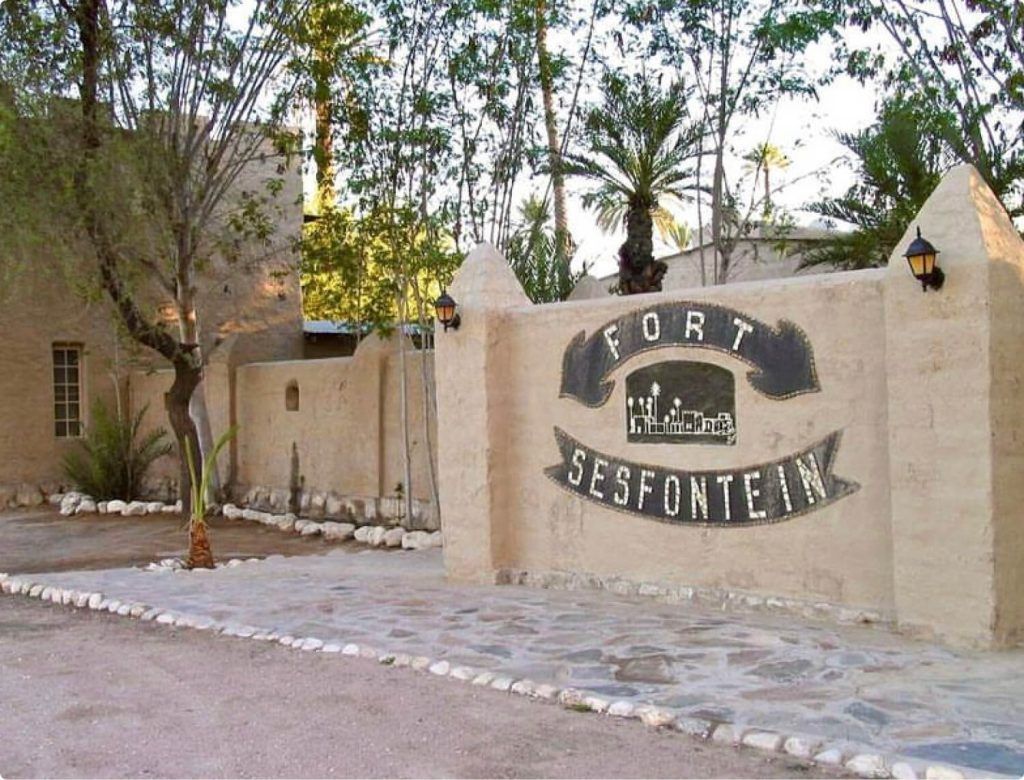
[743,143,790,217]
[564,72,704,295]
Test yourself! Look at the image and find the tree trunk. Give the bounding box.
[313,72,335,211]
[167,356,203,520]
[618,201,665,294]
[711,145,726,284]
[396,294,415,528]
[535,0,571,282]
[190,378,221,501]
[409,278,442,525]
[187,515,215,570]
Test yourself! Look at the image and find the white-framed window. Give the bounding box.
[53,344,84,438]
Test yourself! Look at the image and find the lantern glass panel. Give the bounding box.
[436,302,455,323]
[907,252,927,278]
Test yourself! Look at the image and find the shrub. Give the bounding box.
[62,400,173,500]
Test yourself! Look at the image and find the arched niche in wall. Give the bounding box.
[285,380,300,412]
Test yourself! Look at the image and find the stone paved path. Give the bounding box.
[8,548,1024,776]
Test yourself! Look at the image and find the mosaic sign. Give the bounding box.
[550,302,858,526]
[545,427,857,526]
[626,361,735,445]
[560,301,819,407]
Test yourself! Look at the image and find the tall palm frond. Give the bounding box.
[802,96,955,270]
[563,71,706,294]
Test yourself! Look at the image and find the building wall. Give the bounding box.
[579,229,836,299]
[436,166,1024,649]
[0,270,124,497]
[0,139,304,500]
[661,238,829,290]
[233,334,435,503]
[129,334,438,515]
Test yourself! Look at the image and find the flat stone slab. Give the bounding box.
[8,548,1024,776]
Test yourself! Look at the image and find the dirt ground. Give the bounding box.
[0,508,336,573]
[0,598,843,779]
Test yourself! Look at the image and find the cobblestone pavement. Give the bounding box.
[8,546,1024,777]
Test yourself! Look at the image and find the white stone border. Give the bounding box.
[20,492,444,553]
[0,571,1001,780]
[220,504,444,551]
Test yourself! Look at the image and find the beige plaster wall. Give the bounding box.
[437,168,1024,648]
[884,165,1024,647]
[440,257,895,616]
[128,334,437,507]
[0,270,123,489]
[233,335,435,502]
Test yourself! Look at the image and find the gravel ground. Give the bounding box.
[0,598,841,779]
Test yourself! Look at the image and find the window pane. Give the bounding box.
[52,345,83,438]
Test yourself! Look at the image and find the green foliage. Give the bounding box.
[506,194,590,303]
[802,96,955,270]
[843,0,1024,219]
[566,72,704,226]
[301,203,462,330]
[62,401,173,501]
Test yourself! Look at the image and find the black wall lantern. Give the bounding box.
[434,290,461,331]
[904,226,944,291]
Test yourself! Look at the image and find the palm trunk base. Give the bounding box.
[187,519,215,569]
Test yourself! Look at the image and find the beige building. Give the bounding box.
[0,140,305,505]
[0,138,439,523]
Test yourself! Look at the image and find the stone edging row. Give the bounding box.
[499,568,891,628]
[221,504,444,551]
[0,572,994,780]
[42,493,443,552]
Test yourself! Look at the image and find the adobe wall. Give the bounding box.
[129,333,438,526]
[436,166,1024,649]
[234,334,435,505]
[0,138,304,503]
[0,270,124,502]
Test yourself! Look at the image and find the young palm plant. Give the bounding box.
[183,426,236,569]
[564,72,705,294]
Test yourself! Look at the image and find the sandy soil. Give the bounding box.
[0,598,842,779]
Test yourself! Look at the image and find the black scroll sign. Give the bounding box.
[559,302,819,407]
